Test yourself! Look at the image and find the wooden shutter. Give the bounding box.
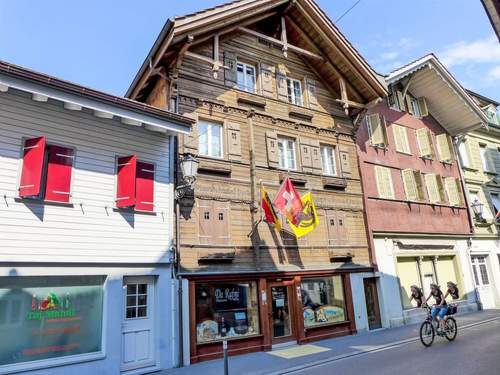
[135,161,155,212]
[425,174,441,204]
[116,155,137,208]
[375,166,394,199]
[276,66,288,102]
[214,201,231,245]
[418,97,429,117]
[416,128,433,157]
[326,210,339,245]
[396,90,406,111]
[19,137,46,198]
[198,199,213,245]
[184,120,199,154]
[405,95,414,115]
[227,122,242,161]
[367,114,387,146]
[415,171,426,201]
[300,138,313,172]
[468,139,482,170]
[260,63,275,98]
[402,169,418,201]
[223,51,237,87]
[45,145,74,203]
[339,147,351,175]
[266,130,279,168]
[436,175,446,203]
[393,125,409,153]
[310,140,322,174]
[445,177,461,206]
[305,78,318,106]
[436,134,453,162]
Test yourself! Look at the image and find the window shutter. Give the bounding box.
[339,147,351,175]
[266,130,279,168]
[436,134,453,162]
[402,169,417,201]
[135,161,155,212]
[367,114,386,146]
[116,155,137,208]
[44,145,74,203]
[184,116,199,155]
[375,166,393,199]
[415,171,426,201]
[214,202,231,245]
[260,63,275,98]
[276,66,288,102]
[393,125,409,153]
[416,128,433,157]
[468,139,482,170]
[405,95,414,114]
[19,137,46,198]
[223,51,237,87]
[436,175,446,203]
[396,90,406,111]
[326,210,339,246]
[418,97,428,117]
[300,138,313,172]
[227,122,242,161]
[198,199,213,245]
[305,78,318,106]
[310,139,322,174]
[445,177,460,206]
[425,174,442,204]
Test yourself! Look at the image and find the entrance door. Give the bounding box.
[268,282,297,344]
[121,277,156,372]
[471,256,495,309]
[363,278,382,330]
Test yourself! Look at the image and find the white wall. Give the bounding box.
[469,239,500,308]
[0,88,174,264]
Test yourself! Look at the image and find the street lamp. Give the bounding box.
[175,153,199,198]
[471,198,484,220]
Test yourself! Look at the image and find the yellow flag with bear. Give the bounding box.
[288,192,319,238]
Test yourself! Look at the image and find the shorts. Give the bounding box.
[431,305,448,320]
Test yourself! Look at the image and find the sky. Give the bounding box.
[0,0,499,102]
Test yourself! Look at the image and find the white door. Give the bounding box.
[471,256,495,309]
[121,277,156,372]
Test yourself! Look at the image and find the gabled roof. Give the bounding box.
[386,54,489,136]
[482,0,500,42]
[126,0,387,104]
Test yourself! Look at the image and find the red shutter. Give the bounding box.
[19,137,46,198]
[116,155,137,208]
[135,161,155,212]
[44,146,74,202]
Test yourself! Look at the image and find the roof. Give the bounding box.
[386,54,489,136]
[0,60,194,135]
[466,89,500,107]
[482,0,500,42]
[126,0,387,103]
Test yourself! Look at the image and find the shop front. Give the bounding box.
[188,270,362,363]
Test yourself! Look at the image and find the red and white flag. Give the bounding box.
[273,177,303,225]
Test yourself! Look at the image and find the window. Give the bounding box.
[444,177,463,206]
[366,114,388,147]
[471,256,490,286]
[278,137,297,170]
[326,211,347,245]
[116,156,155,212]
[436,134,454,163]
[125,283,148,319]
[393,124,411,154]
[301,276,346,327]
[374,166,395,199]
[18,137,74,203]
[416,128,434,158]
[424,174,445,204]
[286,78,303,106]
[402,169,425,201]
[479,144,494,172]
[458,141,470,168]
[320,145,336,176]
[195,282,260,343]
[490,193,500,218]
[199,121,223,158]
[236,62,256,93]
[0,276,104,367]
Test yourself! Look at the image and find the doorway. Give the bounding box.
[121,276,156,372]
[268,281,297,344]
[471,256,495,309]
[363,278,382,330]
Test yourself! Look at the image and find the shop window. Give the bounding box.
[0,275,104,367]
[301,276,346,328]
[195,282,260,344]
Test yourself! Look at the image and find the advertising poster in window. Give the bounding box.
[0,276,105,367]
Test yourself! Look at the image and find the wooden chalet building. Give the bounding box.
[127,0,386,363]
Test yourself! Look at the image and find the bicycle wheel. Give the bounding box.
[444,317,457,341]
[420,320,435,347]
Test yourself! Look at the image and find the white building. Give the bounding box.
[0,61,193,375]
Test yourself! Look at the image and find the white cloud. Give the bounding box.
[489,66,500,80]
[380,51,399,60]
[440,36,500,67]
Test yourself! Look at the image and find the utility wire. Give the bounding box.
[335,0,362,23]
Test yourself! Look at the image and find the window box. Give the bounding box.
[198,158,232,175]
[322,177,347,189]
[237,92,266,110]
[289,109,313,122]
[198,251,236,264]
[278,172,307,186]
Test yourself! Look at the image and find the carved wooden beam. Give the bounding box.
[281,16,288,58]
[185,51,230,70]
[402,74,414,98]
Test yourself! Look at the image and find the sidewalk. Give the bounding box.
[154,309,500,375]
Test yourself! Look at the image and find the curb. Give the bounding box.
[267,316,500,375]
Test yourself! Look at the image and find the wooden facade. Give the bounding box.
[127,0,387,363]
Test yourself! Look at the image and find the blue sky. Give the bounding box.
[0,0,499,101]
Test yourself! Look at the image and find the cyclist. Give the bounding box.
[423,283,447,333]
[409,285,424,307]
[442,281,460,318]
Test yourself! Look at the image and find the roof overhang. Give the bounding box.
[0,61,193,136]
[482,0,500,42]
[386,54,489,136]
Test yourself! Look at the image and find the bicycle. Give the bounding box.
[419,305,458,347]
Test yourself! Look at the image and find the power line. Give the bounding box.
[335,0,362,23]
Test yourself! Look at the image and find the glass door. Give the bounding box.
[269,283,296,344]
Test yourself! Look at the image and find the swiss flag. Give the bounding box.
[273,177,303,225]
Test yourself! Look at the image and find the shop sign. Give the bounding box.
[214,284,247,310]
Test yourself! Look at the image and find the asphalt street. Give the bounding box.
[294,319,500,375]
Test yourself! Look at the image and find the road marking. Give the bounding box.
[268,345,330,359]
[267,316,500,375]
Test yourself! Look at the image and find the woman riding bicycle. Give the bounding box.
[409,285,424,307]
[423,283,447,332]
[442,281,460,318]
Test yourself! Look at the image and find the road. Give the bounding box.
[293,319,500,375]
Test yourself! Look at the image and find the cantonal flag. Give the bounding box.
[261,185,281,231]
[273,177,303,225]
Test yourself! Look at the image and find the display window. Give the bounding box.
[301,276,346,327]
[195,282,260,343]
[0,275,105,367]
